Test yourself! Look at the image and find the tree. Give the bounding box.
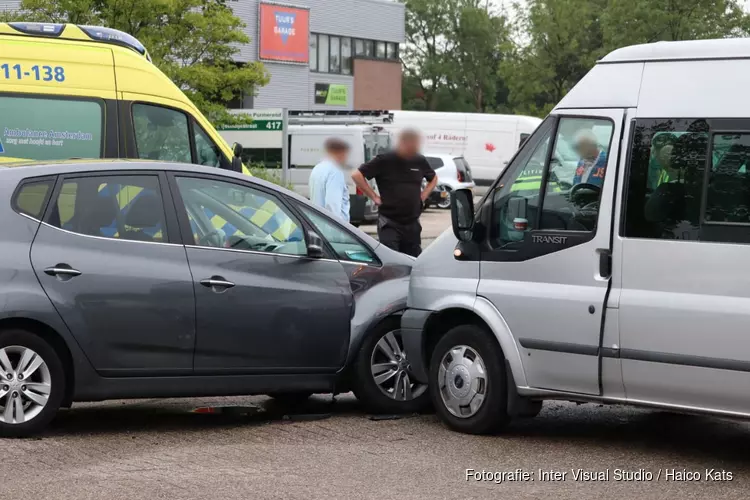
[14,0,269,125]
[402,0,510,112]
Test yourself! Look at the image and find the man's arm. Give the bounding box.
[354,156,385,205]
[420,159,438,202]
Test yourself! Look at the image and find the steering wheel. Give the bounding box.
[569,183,601,205]
[198,228,226,247]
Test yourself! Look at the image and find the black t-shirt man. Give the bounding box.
[359,151,436,225]
[356,148,436,257]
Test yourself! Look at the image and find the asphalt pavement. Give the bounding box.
[3,394,749,499]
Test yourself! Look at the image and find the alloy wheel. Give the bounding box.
[370,331,427,402]
[437,345,487,418]
[0,346,52,425]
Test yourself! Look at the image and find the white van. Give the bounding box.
[386,111,541,187]
[288,124,387,224]
[400,38,750,434]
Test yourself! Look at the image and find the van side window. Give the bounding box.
[194,125,222,168]
[623,119,707,241]
[490,117,613,248]
[0,96,103,161]
[706,133,750,224]
[132,104,191,163]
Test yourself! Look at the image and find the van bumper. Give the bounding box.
[401,308,432,384]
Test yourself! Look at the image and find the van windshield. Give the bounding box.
[0,96,104,162]
[364,131,391,161]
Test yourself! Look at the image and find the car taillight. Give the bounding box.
[356,187,364,196]
[457,171,464,182]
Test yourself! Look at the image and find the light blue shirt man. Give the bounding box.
[309,157,350,222]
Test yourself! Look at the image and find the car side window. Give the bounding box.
[48,175,168,243]
[132,104,192,163]
[298,205,377,263]
[175,177,306,256]
[194,125,223,168]
[13,179,53,220]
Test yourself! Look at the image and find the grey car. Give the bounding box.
[0,160,428,437]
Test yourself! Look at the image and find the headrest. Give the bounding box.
[125,193,163,228]
[80,196,118,234]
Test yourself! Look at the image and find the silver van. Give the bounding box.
[401,38,750,434]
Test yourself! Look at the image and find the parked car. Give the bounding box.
[422,154,476,209]
[402,37,750,435]
[0,160,429,437]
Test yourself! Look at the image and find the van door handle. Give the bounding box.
[44,266,82,278]
[200,277,235,291]
[598,250,612,279]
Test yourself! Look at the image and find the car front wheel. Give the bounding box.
[353,317,430,414]
[0,329,65,438]
[429,325,510,434]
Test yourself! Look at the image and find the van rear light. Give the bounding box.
[457,171,464,182]
[356,187,364,196]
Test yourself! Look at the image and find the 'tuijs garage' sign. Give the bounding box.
[258,2,310,64]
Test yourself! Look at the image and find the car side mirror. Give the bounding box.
[307,231,326,258]
[451,188,475,242]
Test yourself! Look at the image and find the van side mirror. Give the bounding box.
[451,188,475,242]
[307,231,326,258]
[232,142,243,158]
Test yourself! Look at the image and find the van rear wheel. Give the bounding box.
[429,325,510,434]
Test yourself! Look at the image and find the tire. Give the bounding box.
[268,392,313,407]
[0,329,65,438]
[353,317,430,414]
[437,188,452,209]
[428,325,510,434]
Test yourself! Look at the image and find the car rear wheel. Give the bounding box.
[353,317,430,414]
[429,325,510,434]
[0,329,65,438]
[437,187,452,209]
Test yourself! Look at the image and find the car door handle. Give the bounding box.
[44,266,82,278]
[200,277,235,290]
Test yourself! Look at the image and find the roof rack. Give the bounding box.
[288,110,394,125]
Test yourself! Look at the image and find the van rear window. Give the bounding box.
[0,96,103,161]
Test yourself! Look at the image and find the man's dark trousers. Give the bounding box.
[377,215,422,257]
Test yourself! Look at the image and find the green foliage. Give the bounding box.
[15,0,269,126]
[248,165,293,190]
[402,0,509,112]
[405,0,750,117]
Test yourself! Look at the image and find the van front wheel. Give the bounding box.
[429,325,510,434]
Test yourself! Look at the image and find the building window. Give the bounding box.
[354,39,365,57]
[387,42,399,60]
[376,41,386,59]
[342,37,352,75]
[309,34,318,72]
[364,40,374,57]
[330,36,341,73]
[318,34,329,73]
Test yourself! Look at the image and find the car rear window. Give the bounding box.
[0,96,103,161]
[426,156,444,169]
[13,179,54,220]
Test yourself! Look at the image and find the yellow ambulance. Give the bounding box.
[0,22,246,173]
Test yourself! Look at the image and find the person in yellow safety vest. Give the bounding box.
[648,134,677,189]
[510,167,561,195]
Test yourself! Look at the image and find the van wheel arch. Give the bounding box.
[423,308,494,372]
[0,318,75,408]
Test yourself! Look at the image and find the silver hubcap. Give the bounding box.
[0,346,51,425]
[438,345,487,418]
[370,331,427,401]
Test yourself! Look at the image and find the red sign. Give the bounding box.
[258,3,310,64]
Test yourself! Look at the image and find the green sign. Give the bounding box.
[314,83,348,106]
[218,120,282,131]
